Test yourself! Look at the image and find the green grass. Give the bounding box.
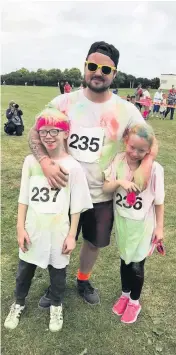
[1,86,176,355]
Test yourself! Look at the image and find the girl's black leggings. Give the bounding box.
[120,258,146,300]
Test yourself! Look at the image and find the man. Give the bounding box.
[64,81,72,93]
[29,41,156,307]
[152,88,163,118]
[59,81,64,94]
[165,86,176,120]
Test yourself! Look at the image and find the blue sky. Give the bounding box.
[2,1,176,78]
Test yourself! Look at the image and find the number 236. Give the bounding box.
[116,193,142,210]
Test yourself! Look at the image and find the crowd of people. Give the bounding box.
[128,84,176,120]
[4,41,166,333]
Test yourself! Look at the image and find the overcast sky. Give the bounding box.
[2,1,176,78]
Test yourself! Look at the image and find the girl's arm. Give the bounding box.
[62,213,80,255]
[103,179,140,194]
[16,203,31,253]
[17,203,28,229]
[155,204,164,229]
[103,180,121,194]
[153,204,164,242]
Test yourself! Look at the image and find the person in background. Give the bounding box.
[5,101,24,136]
[130,96,136,105]
[135,84,143,111]
[64,82,72,94]
[152,88,163,118]
[159,94,167,119]
[59,81,65,94]
[142,87,152,120]
[113,88,118,95]
[127,95,131,102]
[164,86,176,120]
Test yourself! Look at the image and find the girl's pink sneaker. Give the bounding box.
[121,301,141,324]
[112,296,129,316]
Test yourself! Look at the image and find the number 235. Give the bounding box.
[69,134,100,152]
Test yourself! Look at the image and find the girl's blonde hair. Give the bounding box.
[35,104,70,131]
[124,123,155,148]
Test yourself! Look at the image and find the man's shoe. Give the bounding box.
[38,293,51,310]
[77,279,100,305]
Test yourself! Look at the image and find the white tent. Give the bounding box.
[160,74,176,90]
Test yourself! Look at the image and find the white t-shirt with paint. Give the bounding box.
[50,90,145,203]
[18,154,93,269]
[104,153,165,264]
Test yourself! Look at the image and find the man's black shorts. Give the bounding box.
[76,200,114,248]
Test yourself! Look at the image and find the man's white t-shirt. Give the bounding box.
[50,90,145,203]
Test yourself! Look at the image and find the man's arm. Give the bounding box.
[6,108,13,120]
[127,103,158,190]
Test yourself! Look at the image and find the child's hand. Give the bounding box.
[153,226,164,244]
[17,227,31,253]
[62,234,76,255]
[119,180,140,193]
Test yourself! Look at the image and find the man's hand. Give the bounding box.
[152,226,164,244]
[41,158,69,188]
[62,234,76,255]
[17,227,31,253]
[119,180,141,193]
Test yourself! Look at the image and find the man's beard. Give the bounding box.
[85,76,111,93]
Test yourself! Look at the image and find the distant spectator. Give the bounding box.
[152,88,163,118]
[113,88,118,95]
[135,84,143,111]
[142,86,152,118]
[3,80,6,85]
[64,81,71,94]
[130,95,136,104]
[4,101,24,136]
[127,94,131,102]
[159,94,167,119]
[59,81,64,94]
[25,82,27,86]
[164,87,176,120]
[72,84,74,90]
[169,85,175,93]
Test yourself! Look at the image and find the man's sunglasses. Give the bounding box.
[85,61,116,75]
[38,129,64,137]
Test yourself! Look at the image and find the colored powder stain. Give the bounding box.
[100,111,119,141]
[126,192,136,206]
[99,141,121,171]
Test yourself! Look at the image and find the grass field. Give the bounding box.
[1,86,176,355]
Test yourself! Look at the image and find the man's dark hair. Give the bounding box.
[86,41,120,67]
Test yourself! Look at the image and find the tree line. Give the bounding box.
[1,67,160,89]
